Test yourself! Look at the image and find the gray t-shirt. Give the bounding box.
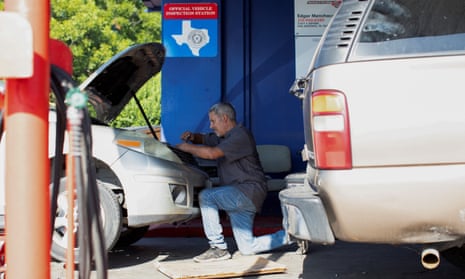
[203,125,267,212]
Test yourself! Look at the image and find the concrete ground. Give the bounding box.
[51,236,465,279]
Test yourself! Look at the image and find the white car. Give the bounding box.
[0,42,210,262]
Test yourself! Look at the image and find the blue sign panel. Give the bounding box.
[163,3,218,57]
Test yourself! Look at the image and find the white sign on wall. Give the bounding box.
[294,0,341,77]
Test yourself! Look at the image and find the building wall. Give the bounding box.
[161,0,306,172]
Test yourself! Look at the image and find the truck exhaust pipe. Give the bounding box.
[421,248,440,270]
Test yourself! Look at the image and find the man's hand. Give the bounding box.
[181,131,204,144]
[180,131,194,142]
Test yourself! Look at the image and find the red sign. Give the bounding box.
[164,3,218,20]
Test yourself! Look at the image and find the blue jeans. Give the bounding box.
[198,186,288,255]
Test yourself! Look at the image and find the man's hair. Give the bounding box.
[209,102,236,122]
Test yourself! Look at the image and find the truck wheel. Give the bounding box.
[51,178,122,262]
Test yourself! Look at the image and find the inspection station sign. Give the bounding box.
[163,3,218,57]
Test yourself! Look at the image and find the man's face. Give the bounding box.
[209,112,228,137]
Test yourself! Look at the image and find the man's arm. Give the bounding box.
[176,143,224,160]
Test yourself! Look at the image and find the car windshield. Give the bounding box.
[352,0,465,59]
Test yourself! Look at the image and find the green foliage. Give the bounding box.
[115,74,162,127]
[50,0,161,83]
[1,0,163,127]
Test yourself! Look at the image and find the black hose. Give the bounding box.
[50,65,69,239]
[82,108,108,279]
[52,71,108,278]
[76,152,90,278]
[68,104,108,279]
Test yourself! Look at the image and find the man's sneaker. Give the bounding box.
[193,247,231,263]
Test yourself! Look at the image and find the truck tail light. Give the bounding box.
[311,90,352,169]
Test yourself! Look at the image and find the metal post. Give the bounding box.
[4,0,51,278]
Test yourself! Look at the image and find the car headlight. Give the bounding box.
[115,131,182,164]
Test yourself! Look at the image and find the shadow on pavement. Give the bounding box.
[301,241,465,279]
[107,245,161,269]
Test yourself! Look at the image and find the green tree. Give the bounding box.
[51,0,161,82]
[1,0,162,127]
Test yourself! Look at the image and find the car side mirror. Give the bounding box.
[289,78,307,100]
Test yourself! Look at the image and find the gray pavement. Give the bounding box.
[51,237,465,279]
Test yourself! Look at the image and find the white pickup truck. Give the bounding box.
[281,0,465,271]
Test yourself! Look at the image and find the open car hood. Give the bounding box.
[79,42,165,124]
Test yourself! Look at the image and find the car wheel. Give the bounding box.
[114,226,150,248]
[50,178,122,262]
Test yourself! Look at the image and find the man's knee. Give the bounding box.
[199,188,215,204]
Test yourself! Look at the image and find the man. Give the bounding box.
[176,102,288,263]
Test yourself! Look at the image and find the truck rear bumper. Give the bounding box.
[279,179,335,245]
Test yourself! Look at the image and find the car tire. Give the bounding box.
[51,178,122,262]
[115,226,150,248]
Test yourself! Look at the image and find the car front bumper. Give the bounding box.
[109,147,210,228]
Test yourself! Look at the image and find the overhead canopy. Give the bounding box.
[143,0,162,11]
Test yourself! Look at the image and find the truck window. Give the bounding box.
[352,0,465,59]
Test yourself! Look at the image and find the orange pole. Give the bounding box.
[4,0,51,278]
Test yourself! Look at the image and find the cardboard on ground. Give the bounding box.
[155,255,287,279]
